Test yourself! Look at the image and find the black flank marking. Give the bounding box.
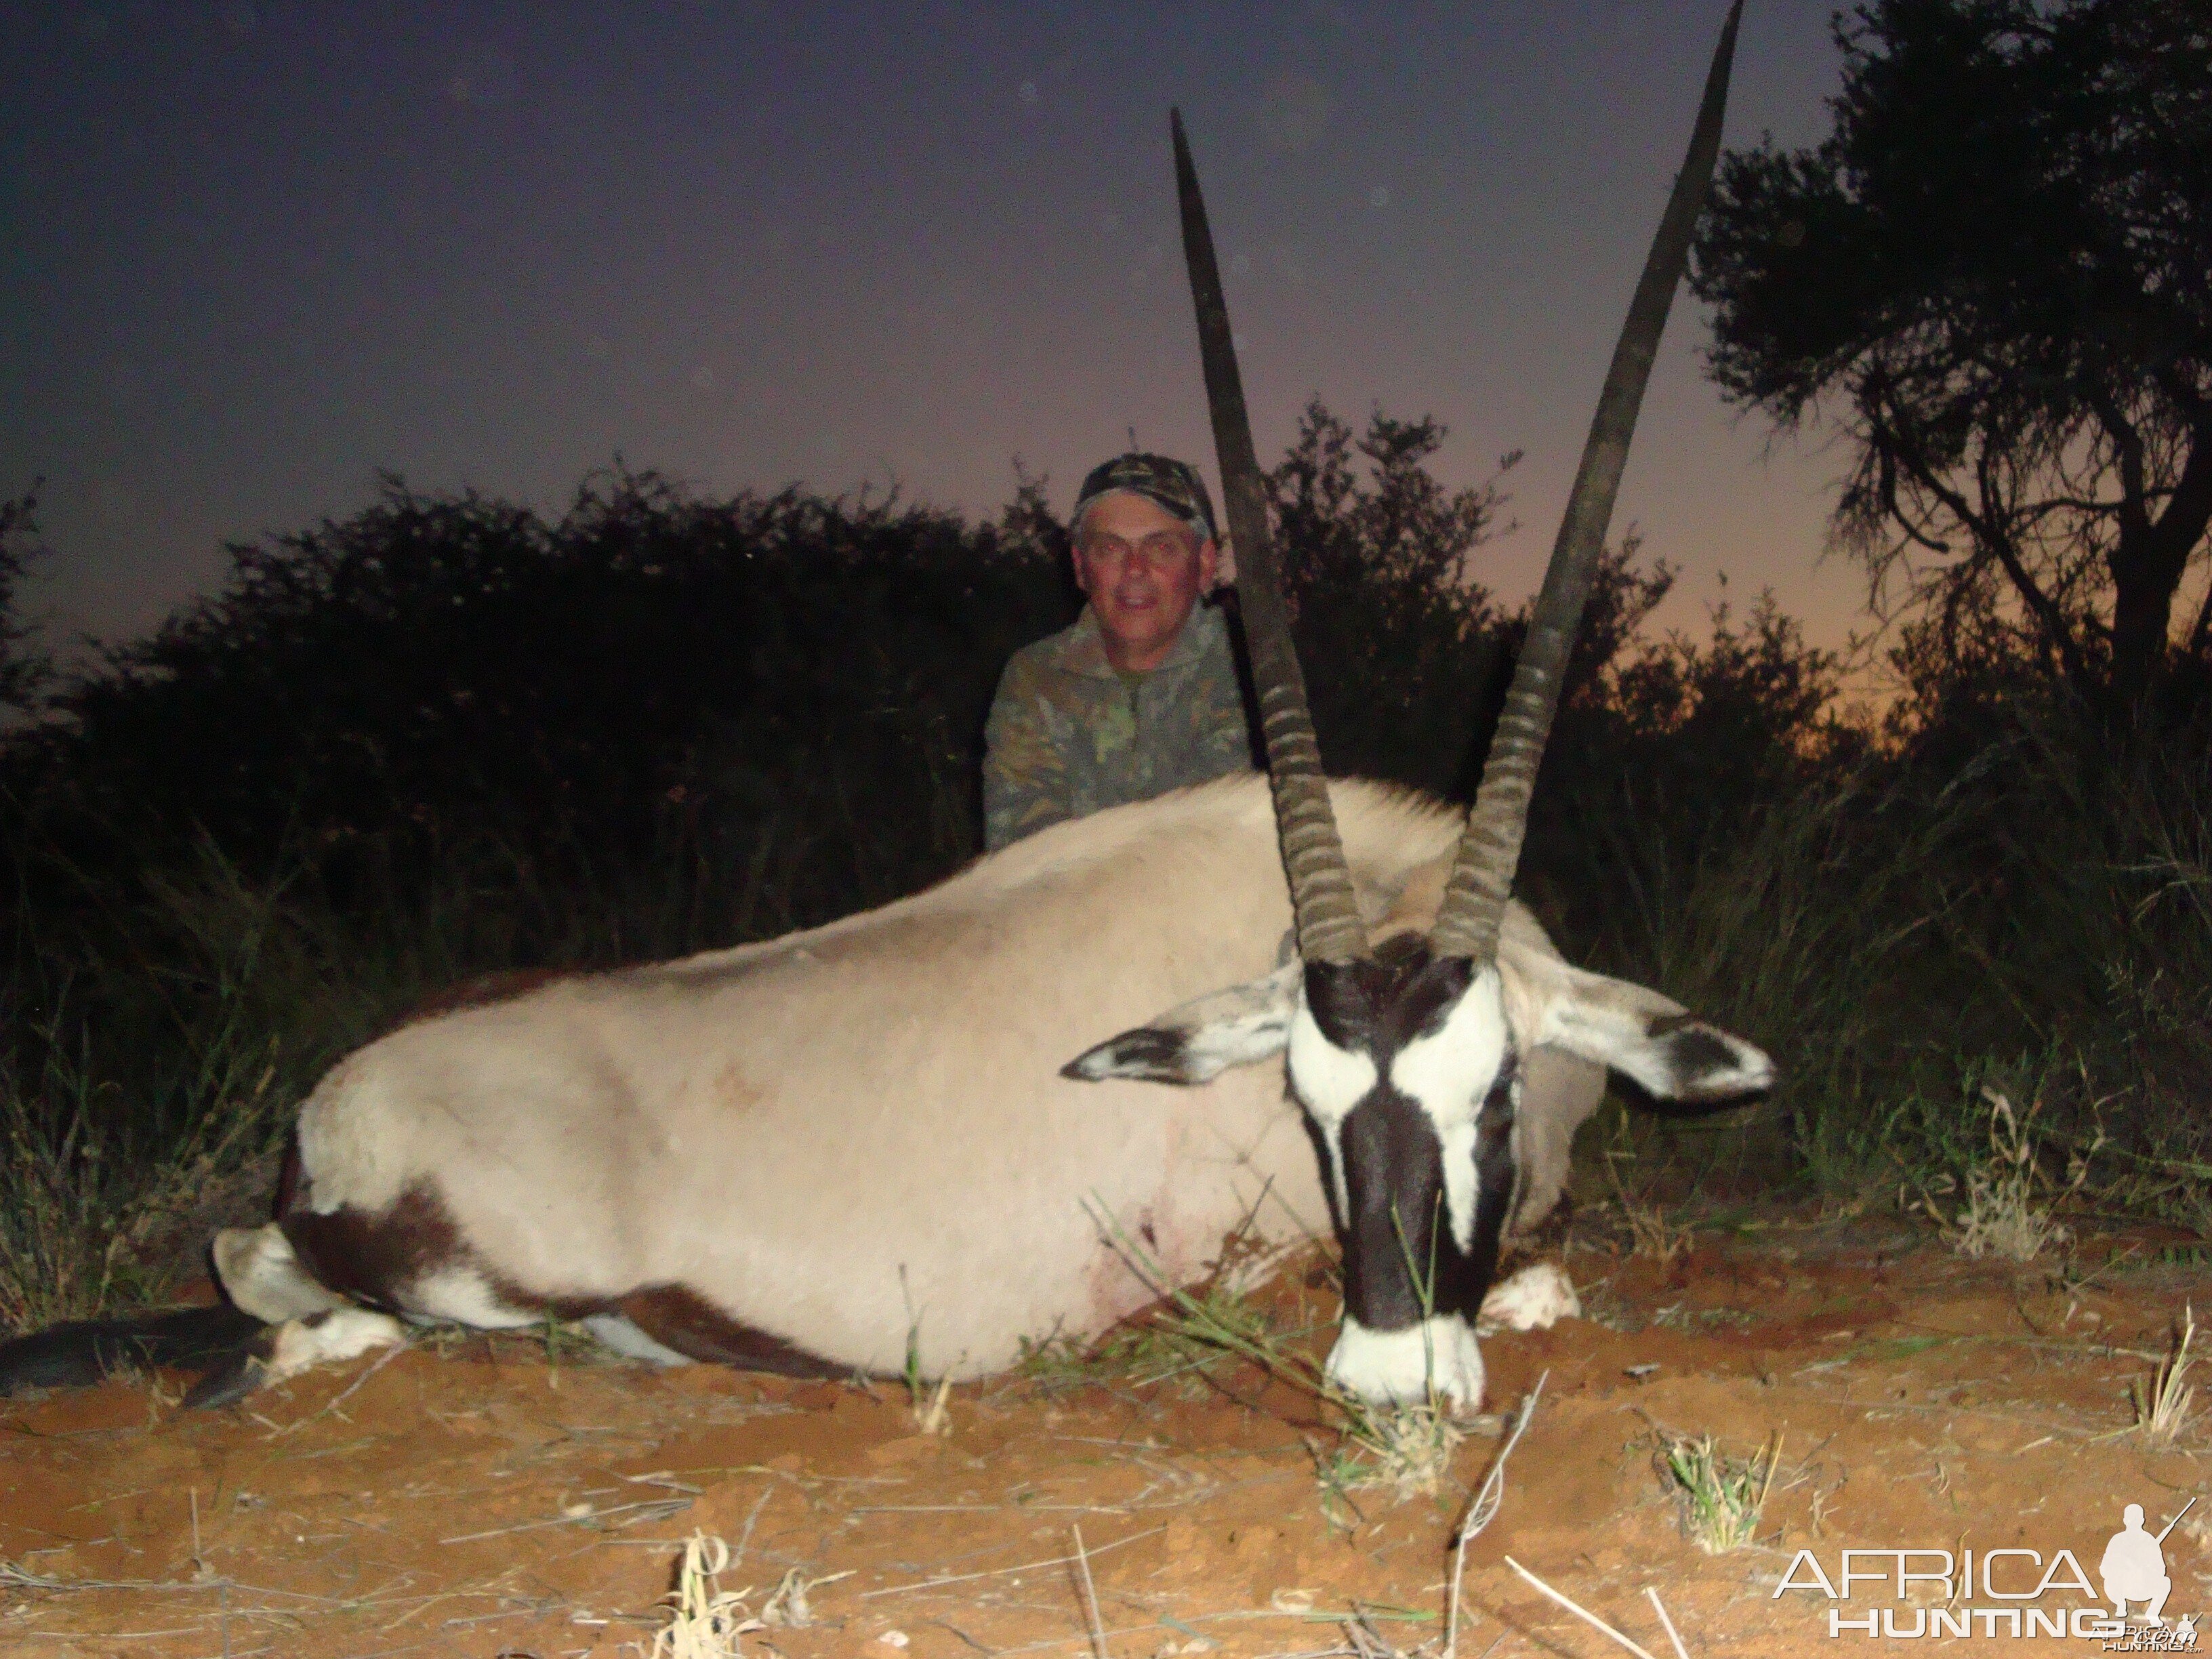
[282,1179,844,1380]
[0,1304,267,1397]
[281,1180,466,1313]
[617,1285,846,1376]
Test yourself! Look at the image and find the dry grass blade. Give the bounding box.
[760,1565,855,1629]
[1338,1400,1467,1501]
[1502,1556,1662,1659]
[1446,1370,1548,1659]
[1646,1586,1690,1659]
[1071,1524,1108,1659]
[643,1531,761,1658]
[1605,1150,1693,1266]
[913,1374,952,1436]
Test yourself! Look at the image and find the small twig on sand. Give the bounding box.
[1502,1557,1662,1659]
[1445,1371,1547,1659]
[1646,1586,1689,1659]
[731,1486,773,1572]
[859,1527,1164,1600]
[266,1340,409,1437]
[1071,1525,1107,1659]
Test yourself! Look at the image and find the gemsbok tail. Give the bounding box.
[0,1303,272,1408]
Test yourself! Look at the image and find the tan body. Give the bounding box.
[239,774,1618,1380]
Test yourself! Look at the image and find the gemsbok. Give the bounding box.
[0,1,1764,1413]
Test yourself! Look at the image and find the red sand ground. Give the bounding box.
[5,1209,2209,1658]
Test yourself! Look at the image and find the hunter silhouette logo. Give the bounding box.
[2102,1500,2190,1628]
[1773,1496,2201,1643]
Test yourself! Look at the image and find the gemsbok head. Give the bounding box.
[1067,0,1763,1408]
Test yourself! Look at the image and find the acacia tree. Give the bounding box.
[1691,0,2212,723]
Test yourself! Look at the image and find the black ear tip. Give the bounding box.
[1061,1028,1191,1085]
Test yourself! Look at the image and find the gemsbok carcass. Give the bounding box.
[0,2,1764,1413]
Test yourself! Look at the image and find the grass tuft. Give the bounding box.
[1661,1432,1781,1554]
[645,1531,761,1658]
[2131,1305,2198,1448]
[1923,1086,2089,1262]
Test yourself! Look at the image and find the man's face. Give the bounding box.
[1071,491,1219,672]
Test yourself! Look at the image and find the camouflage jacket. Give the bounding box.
[983,602,1257,850]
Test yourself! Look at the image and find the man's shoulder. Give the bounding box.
[1174,602,1238,669]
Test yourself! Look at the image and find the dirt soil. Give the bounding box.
[5,1207,2211,1658]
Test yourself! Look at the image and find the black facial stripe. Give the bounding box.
[1333,1069,1521,1332]
[1465,1066,1519,1309]
[1338,1088,1449,1331]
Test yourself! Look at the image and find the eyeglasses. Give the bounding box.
[1077,530,1200,570]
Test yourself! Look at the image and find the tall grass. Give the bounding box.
[1543,703,2212,1216]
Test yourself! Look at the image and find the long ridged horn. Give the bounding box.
[1429,0,1745,964]
[1172,109,1369,965]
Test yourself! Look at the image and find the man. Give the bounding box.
[983,452,1256,850]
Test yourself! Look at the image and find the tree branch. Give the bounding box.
[2085,382,2153,547]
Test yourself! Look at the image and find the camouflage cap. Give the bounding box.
[1071,452,1218,544]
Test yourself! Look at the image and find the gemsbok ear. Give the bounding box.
[1061,962,1302,1085]
[1536,965,1774,1103]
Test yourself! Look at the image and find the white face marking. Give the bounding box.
[1287,998,1379,1225]
[1324,1310,1484,1410]
[1386,968,1509,1251]
[1286,1000,1379,1130]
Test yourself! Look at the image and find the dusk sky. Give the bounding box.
[4,1,1874,668]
